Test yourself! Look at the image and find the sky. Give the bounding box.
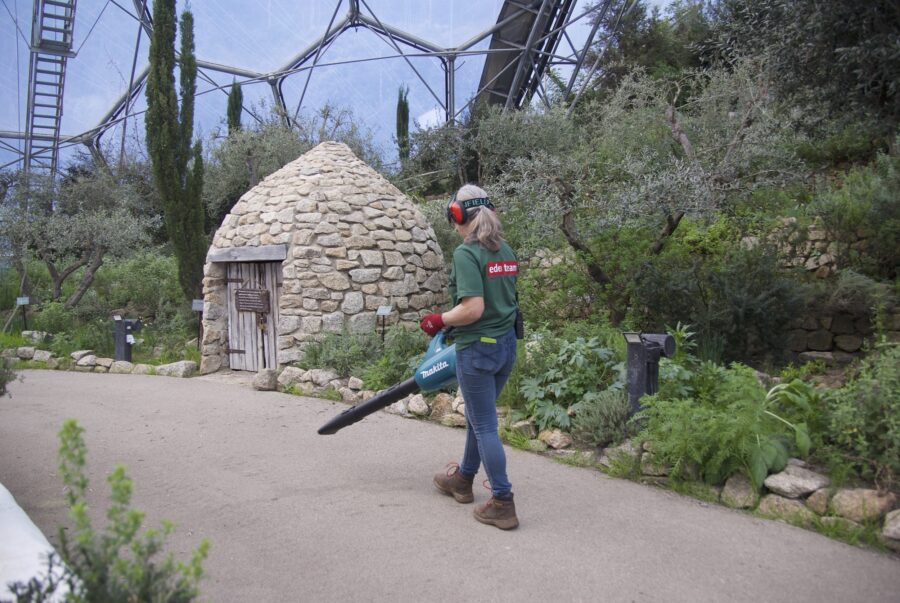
[0,0,672,171]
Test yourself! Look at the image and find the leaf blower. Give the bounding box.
[317,330,457,435]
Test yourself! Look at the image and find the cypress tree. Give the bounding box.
[396,85,410,161]
[227,80,243,134]
[145,1,206,301]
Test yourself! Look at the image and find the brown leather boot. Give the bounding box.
[433,463,474,503]
[474,494,518,530]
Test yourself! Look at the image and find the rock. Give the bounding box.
[641,452,668,476]
[721,473,759,509]
[882,509,900,544]
[277,366,306,387]
[16,347,36,359]
[200,355,223,374]
[603,440,640,464]
[70,350,94,362]
[21,331,48,344]
[757,494,817,526]
[76,354,97,367]
[347,376,365,390]
[307,368,339,386]
[538,429,573,450]
[451,394,465,413]
[834,334,863,353]
[428,393,454,419]
[763,465,830,498]
[510,420,536,439]
[93,365,108,373]
[1,349,17,358]
[407,394,430,416]
[386,398,409,415]
[456,403,466,417]
[253,368,278,390]
[109,361,134,374]
[820,516,862,532]
[339,387,359,403]
[32,349,54,363]
[95,357,114,369]
[131,364,154,375]
[805,488,830,515]
[441,414,467,428]
[46,357,60,370]
[526,439,549,452]
[155,361,198,378]
[831,488,897,522]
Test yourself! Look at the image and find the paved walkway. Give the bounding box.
[1,370,898,602]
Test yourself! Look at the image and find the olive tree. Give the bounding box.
[0,168,159,308]
[482,61,805,322]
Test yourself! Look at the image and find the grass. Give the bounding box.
[553,450,599,469]
[811,516,889,551]
[499,425,533,451]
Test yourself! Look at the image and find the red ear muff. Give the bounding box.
[447,195,493,225]
[447,193,466,225]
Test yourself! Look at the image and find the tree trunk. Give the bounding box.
[12,256,31,299]
[649,211,685,256]
[47,257,89,302]
[64,247,106,309]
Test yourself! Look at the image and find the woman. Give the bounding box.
[420,183,520,530]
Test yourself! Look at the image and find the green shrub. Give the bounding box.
[91,251,184,322]
[32,301,73,334]
[633,245,807,363]
[518,336,621,431]
[6,419,208,601]
[361,326,429,390]
[639,363,813,487]
[812,152,900,280]
[795,122,883,166]
[300,325,428,386]
[0,331,27,349]
[822,343,900,490]
[46,318,114,357]
[299,330,381,378]
[572,388,632,448]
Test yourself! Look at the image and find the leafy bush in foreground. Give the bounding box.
[5,419,208,602]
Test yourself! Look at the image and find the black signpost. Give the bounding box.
[16,297,29,331]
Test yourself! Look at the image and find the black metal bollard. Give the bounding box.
[623,332,676,415]
[113,316,143,362]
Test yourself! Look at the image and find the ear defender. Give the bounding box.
[446,195,495,225]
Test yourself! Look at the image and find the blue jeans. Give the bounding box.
[457,328,517,498]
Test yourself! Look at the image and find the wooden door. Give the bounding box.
[226,262,282,371]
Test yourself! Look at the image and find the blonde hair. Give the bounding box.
[455,183,503,252]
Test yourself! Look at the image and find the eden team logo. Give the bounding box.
[486,260,518,277]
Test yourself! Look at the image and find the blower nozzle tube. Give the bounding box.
[317,376,420,435]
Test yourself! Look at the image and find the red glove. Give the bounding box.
[420,313,445,336]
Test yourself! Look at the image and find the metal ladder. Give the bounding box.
[24,0,77,177]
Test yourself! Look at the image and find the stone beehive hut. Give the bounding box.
[200,141,448,374]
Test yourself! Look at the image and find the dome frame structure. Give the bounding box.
[2,0,622,178]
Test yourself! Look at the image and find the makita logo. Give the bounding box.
[420,360,449,379]
[486,260,518,277]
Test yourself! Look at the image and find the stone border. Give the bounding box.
[1,348,198,378]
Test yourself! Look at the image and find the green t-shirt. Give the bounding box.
[448,240,519,349]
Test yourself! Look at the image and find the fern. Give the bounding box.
[639,363,812,488]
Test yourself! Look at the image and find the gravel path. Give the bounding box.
[2,370,898,602]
